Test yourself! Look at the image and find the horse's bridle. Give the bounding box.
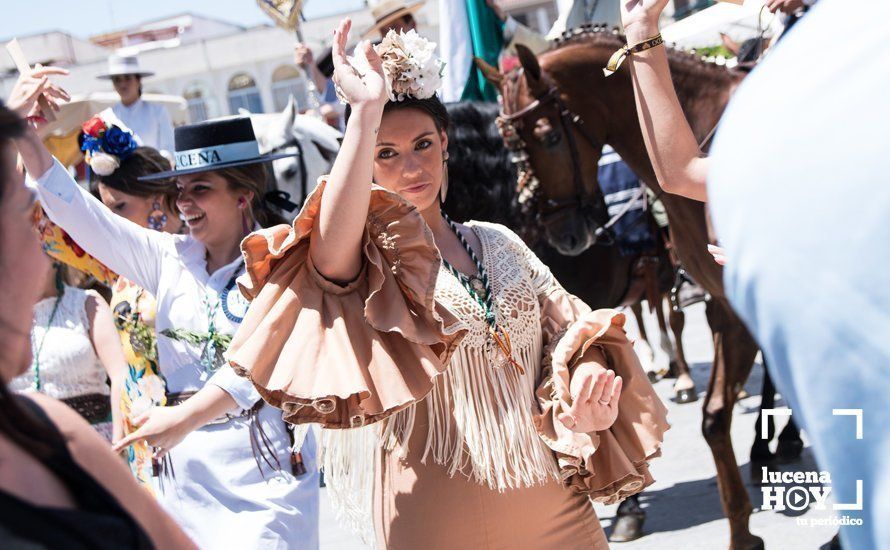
[496,69,614,244]
[268,135,309,210]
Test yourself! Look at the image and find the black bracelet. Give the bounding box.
[604,33,665,77]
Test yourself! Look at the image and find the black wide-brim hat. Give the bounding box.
[139,116,296,181]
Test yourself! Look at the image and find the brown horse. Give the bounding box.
[476,26,790,550]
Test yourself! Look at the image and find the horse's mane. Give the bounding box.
[443,102,520,225]
[545,23,742,130]
[549,23,740,82]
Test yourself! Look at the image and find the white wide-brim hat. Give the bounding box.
[97,54,155,79]
[361,0,426,39]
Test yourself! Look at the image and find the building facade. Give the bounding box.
[0,5,447,124]
[1,0,577,122]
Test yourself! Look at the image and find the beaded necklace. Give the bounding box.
[32,293,63,391]
[160,263,245,377]
[440,209,523,374]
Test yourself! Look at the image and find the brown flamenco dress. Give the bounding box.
[227,180,670,549]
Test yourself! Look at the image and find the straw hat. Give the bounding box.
[361,0,425,39]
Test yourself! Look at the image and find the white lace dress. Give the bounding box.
[11,285,113,441]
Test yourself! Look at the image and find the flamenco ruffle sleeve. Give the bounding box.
[226,179,464,428]
[535,301,670,504]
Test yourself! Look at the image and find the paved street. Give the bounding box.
[319,303,838,549]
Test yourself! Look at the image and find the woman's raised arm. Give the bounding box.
[619,0,710,202]
[308,18,389,283]
[9,72,170,294]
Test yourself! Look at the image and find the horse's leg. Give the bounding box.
[630,301,660,382]
[750,363,777,474]
[654,296,675,368]
[763,356,805,462]
[663,297,697,403]
[610,495,646,542]
[776,418,804,462]
[703,300,764,550]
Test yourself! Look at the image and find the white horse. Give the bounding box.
[247,96,341,214]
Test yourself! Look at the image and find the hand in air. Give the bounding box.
[294,43,314,68]
[558,365,622,433]
[331,18,387,109]
[6,65,70,125]
[112,405,192,459]
[619,0,671,34]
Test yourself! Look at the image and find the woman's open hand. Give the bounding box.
[558,365,622,433]
[111,405,195,459]
[6,65,70,124]
[331,18,387,110]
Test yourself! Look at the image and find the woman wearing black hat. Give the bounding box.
[12,70,320,548]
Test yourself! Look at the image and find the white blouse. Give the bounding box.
[112,99,175,155]
[31,159,259,410]
[11,285,109,400]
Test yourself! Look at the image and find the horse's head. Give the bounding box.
[251,97,341,211]
[478,45,611,256]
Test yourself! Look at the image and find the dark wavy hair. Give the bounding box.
[0,102,58,459]
[442,102,518,224]
[89,146,179,214]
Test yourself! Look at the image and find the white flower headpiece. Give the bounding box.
[338,29,445,103]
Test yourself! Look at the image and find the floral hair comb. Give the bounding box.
[80,110,139,176]
[338,29,445,103]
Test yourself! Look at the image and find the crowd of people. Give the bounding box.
[0,0,886,548]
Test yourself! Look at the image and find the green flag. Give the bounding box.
[460,0,505,102]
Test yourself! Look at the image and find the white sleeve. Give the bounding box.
[32,159,169,294]
[208,366,262,410]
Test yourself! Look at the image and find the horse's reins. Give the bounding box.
[499,70,616,237]
[498,56,726,243]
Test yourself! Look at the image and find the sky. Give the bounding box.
[1,0,364,40]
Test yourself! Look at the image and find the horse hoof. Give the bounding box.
[609,512,645,542]
[647,370,660,384]
[675,388,698,404]
[776,438,804,462]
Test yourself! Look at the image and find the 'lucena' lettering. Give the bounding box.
[177,149,222,168]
